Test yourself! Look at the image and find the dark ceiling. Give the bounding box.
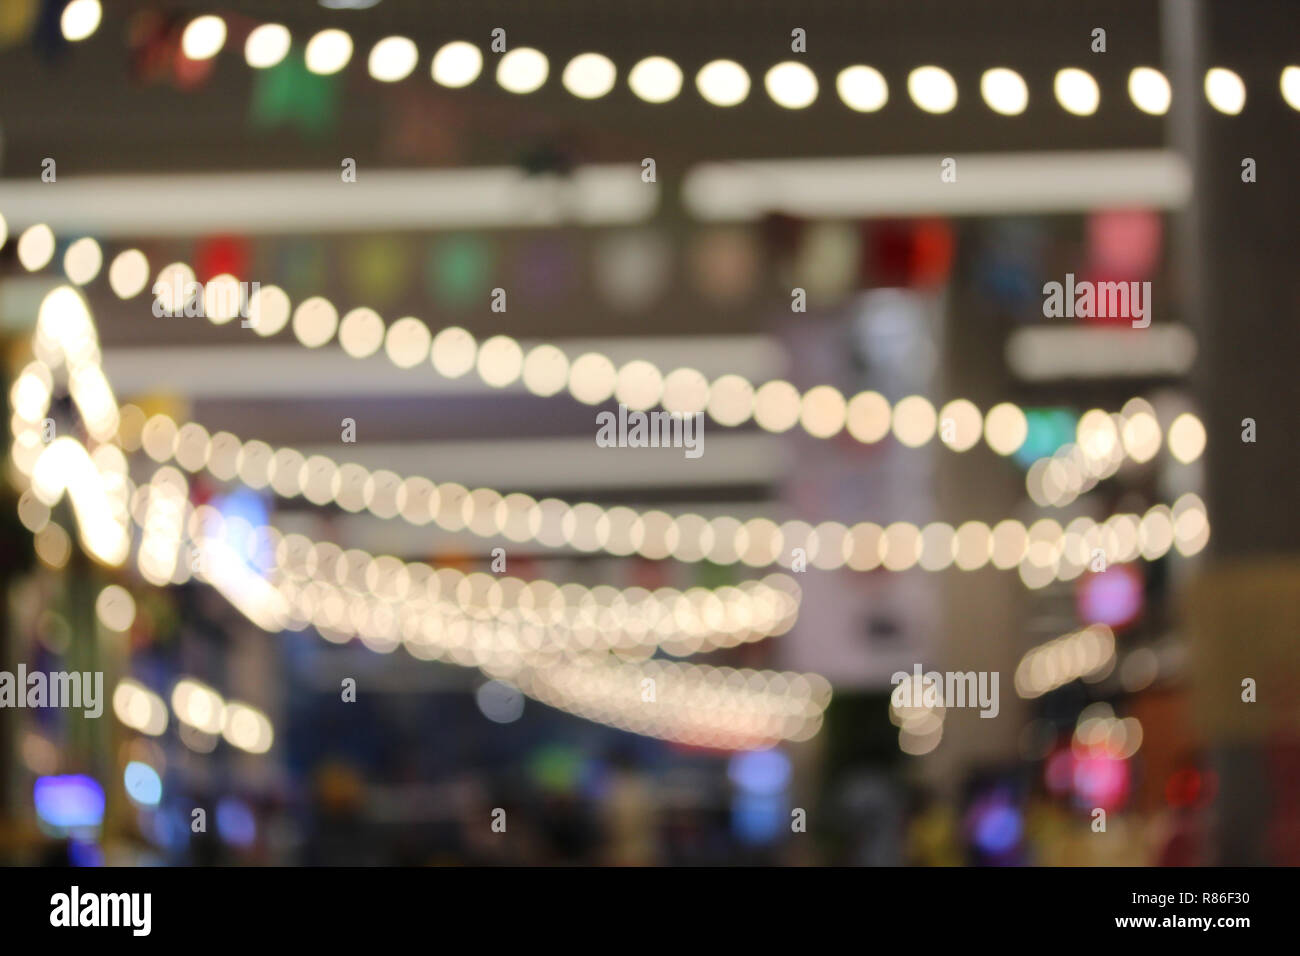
[0,0,1191,176]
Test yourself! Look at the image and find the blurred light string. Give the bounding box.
[6,260,1216,741]
[69,12,1295,117]
[4,271,1214,748]
[7,290,826,747]
[1023,402,1208,508]
[11,286,132,566]
[15,377,1212,592]
[1015,624,1116,699]
[11,265,1212,589]
[19,224,1217,541]
[14,362,803,648]
[139,470,826,749]
[9,229,1212,459]
[133,473,804,655]
[124,408,1209,585]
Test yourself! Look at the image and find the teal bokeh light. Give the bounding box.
[1013,408,1079,469]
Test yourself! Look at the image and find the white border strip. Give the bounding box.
[683,150,1192,220]
[1006,323,1197,381]
[0,166,657,236]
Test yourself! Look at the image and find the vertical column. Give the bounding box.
[1163,0,1300,864]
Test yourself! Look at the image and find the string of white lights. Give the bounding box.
[1015,624,1116,699]
[160,474,829,749]
[6,283,803,625]
[7,11,1232,753]
[273,568,798,660]
[7,278,1203,748]
[8,282,803,652]
[7,220,1208,463]
[9,281,1211,594]
[269,567,828,750]
[10,286,131,566]
[55,3,1298,116]
[1024,401,1207,508]
[113,675,275,756]
[117,465,804,650]
[168,492,804,655]
[14,229,1214,576]
[156,251,1202,456]
[120,405,1209,582]
[124,245,1048,453]
[15,232,1215,589]
[508,655,829,750]
[84,443,825,748]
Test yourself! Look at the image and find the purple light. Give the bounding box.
[971,803,1023,855]
[1076,564,1143,629]
[34,775,105,833]
[217,797,257,848]
[68,840,104,867]
[727,749,792,796]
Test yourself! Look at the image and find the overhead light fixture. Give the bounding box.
[244,24,291,69]
[1128,67,1171,115]
[765,61,818,109]
[60,0,101,42]
[181,15,227,62]
[1204,67,1245,114]
[1054,68,1100,115]
[629,56,683,103]
[562,53,617,99]
[1282,66,1300,111]
[908,65,957,113]
[496,47,549,94]
[696,60,751,107]
[431,41,482,87]
[368,36,418,82]
[305,29,353,75]
[981,68,1028,115]
[836,65,888,112]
